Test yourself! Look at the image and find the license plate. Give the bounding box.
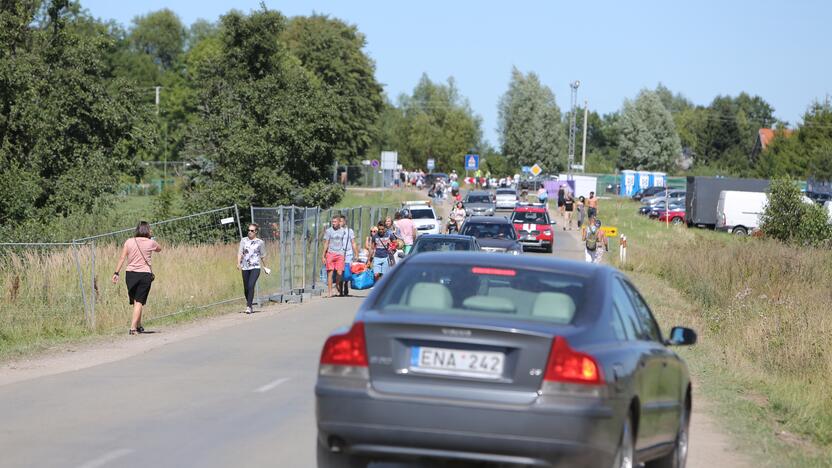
[411,346,505,379]
[525,235,537,241]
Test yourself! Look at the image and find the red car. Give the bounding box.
[657,209,686,225]
[510,204,554,252]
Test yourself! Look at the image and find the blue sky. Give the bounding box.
[81,0,831,146]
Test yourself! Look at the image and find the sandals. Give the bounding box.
[129,329,138,335]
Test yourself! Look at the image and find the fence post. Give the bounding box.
[312,207,320,290]
[302,208,309,291]
[289,206,296,291]
[71,242,90,327]
[234,204,243,240]
[279,207,287,293]
[90,241,96,329]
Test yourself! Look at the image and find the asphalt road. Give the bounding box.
[0,204,746,467]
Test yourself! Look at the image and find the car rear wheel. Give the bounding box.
[732,226,747,236]
[671,217,683,225]
[612,415,635,468]
[317,439,368,468]
[646,405,689,468]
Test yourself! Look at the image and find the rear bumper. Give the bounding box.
[316,381,621,467]
[520,239,553,248]
[496,201,517,209]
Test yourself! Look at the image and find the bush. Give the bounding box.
[760,179,832,247]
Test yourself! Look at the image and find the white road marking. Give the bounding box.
[77,449,133,468]
[254,377,291,393]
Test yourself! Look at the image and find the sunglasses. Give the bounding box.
[248,229,257,232]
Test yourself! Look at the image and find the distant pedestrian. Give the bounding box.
[538,186,549,208]
[557,185,565,217]
[563,190,575,230]
[587,191,599,219]
[112,221,162,335]
[581,216,608,263]
[368,222,397,280]
[322,215,348,298]
[396,209,416,254]
[338,215,359,297]
[577,196,586,228]
[238,223,269,313]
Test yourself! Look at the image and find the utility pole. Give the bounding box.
[581,100,588,174]
[567,81,580,179]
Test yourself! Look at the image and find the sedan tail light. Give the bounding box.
[320,322,368,367]
[543,337,603,385]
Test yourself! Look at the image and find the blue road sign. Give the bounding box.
[426,158,435,171]
[521,166,531,173]
[465,154,479,171]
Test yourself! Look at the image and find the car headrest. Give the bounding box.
[531,292,576,321]
[408,283,452,310]
[462,296,516,313]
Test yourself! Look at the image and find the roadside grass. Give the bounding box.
[604,198,832,466]
[336,187,427,209]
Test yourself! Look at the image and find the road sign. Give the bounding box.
[361,160,371,166]
[521,166,531,174]
[601,226,618,237]
[530,163,543,176]
[371,159,380,168]
[426,158,435,171]
[381,151,398,170]
[465,154,479,171]
[570,164,584,171]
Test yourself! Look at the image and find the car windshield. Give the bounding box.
[374,263,586,324]
[460,222,517,240]
[466,195,491,204]
[511,211,550,224]
[496,189,515,196]
[410,209,435,219]
[412,238,474,253]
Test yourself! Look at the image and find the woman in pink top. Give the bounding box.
[112,221,162,335]
[396,209,416,254]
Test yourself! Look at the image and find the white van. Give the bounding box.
[826,201,832,224]
[716,191,817,235]
[715,191,767,235]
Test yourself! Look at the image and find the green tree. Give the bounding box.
[617,89,682,171]
[390,74,482,172]
[129,9,186,70]
[498,67,565,172]
[761,179,832,246]
[184,7,342,209]
[757,99,832,180]
[281,15,383,164]
[0,0,153,236]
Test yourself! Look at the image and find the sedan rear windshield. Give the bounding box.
[375,264,585,324]
[412,238,474,253]
[410,209,435,219]
[496,189,516,195]
[460,222,516,240]
[466,195,491,204]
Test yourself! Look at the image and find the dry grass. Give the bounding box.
[602,199,832,463]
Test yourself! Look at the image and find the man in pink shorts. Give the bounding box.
[321,215,348,298]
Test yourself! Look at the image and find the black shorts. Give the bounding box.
[557,200,565,207]
[565,203,574,212]
[125,271,153,305]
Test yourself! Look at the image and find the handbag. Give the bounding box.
[134,238,155,282]
[350,270,375,290]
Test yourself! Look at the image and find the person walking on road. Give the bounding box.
[576,196,586,228]
[557,185,565,218]
[581,216,608,263]
[368,222,397,280]
[237,223,269,314]
[538,185,549,208]
[112,221,162,334]
[563,190,575,230]
[396,209,416,254]
[587,191,599,219]
[338,215,359,297]
[449,201,466,234]
[322,215,349,298]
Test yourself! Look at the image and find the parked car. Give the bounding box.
[424,172,449,187]
[657,209,686,225]
[459,216,523,254]
[641,190,686,207]
[632,186,667,201]
[647,201,684,219]
[510,203,554,253]
[494,188,519,210]
[316,252,697,467]
[401,201,441,235]
[464,190,497,216]
[409,234,480,255]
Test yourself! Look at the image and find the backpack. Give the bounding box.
[586,229,598,251]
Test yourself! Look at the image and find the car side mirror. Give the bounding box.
[666,326,697,346]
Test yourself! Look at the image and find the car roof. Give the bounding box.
[415,234,475,241]
[512,206,548,213]
[403,251,607,278]
[466,190,492,196]
[464,216,512,224]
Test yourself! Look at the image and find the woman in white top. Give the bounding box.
[237,223,269,314]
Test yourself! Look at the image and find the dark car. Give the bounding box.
[464,190,497,216]
[424,172,449,186]
[459,216,522,254]
[316,253,697,467]
[646,200,685,218]
[632,186,667,201]
[410,234,481,255]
